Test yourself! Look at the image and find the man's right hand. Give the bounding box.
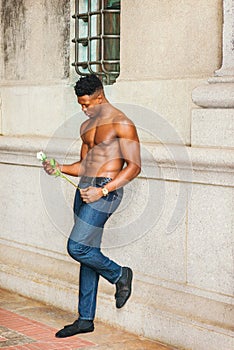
[42,160,60,176]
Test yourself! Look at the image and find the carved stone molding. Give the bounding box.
[192,0,234,108]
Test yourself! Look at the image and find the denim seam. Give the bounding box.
[87,272,98,319]
[113,266,122,284]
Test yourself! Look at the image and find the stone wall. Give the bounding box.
[108,0,223,145]
[0,0,74,136]
[0,1,233,350]
[120,0,222,80]
[0,0,70,81]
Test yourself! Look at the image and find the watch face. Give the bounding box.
[102,187,108,196]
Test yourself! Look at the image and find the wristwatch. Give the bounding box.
[101,187,109,196]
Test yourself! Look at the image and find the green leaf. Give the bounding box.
[50,158,56,168]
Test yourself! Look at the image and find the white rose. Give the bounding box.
[36,151,47,161]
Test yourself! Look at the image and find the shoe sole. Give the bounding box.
[55,326,94,338]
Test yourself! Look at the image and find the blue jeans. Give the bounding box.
[67,176,123,320]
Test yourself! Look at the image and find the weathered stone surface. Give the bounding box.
[0,0,70,81]
[188,184,234,296]
[120,0,222,80]
[192,108,234,147]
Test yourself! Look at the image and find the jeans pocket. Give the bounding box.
[106,188,123,216]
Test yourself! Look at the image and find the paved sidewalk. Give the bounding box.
[0,289,178,350]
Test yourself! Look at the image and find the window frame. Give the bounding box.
[72,0,120,85]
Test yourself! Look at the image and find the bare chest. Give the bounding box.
[82,122,117,148]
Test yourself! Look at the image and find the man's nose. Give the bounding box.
[82,106,87,112]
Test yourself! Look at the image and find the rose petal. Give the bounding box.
[37,151,47,161]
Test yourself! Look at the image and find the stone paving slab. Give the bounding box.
[0,289,178,350]
[0,308,94,349]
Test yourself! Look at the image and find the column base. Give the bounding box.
[192,81,234,108]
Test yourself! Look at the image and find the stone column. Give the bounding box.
[215,0,234,78]
[191,0,234,147]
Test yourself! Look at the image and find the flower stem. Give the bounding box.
[60,173,80,189]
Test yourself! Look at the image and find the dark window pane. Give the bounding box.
[73,0,120,85]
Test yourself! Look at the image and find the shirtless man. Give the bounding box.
[43,74,141,338]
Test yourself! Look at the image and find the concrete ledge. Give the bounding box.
[0,135,234,187]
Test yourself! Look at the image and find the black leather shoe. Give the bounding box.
[115,267,133,308]
[55,319,94,338]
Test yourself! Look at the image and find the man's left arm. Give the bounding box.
[104,121,141,193]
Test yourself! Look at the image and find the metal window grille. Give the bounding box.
[72,0,120,85]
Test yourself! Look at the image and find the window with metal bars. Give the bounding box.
[72,0,120,85]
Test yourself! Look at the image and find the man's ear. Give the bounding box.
[97,93,103,104]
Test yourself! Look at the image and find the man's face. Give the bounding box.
[78,93,102,118]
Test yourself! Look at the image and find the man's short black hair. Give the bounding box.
[74,74,103,97]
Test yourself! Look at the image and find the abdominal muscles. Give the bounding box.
[82,139,124,178]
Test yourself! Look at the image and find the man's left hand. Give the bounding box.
[80,187,103,203]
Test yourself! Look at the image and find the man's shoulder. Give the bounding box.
[80,119,90,131]
[111,109,138,140]
[112,109,134,126]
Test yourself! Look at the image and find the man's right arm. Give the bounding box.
[43,142,88,177]
[59,161,83,177]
